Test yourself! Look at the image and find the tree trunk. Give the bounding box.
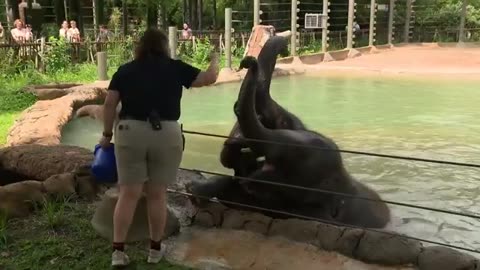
[95,0,105,26]
[192,0,197,29]
[146,1,158,28]
[122,0,128,35]
[197,0,202,30]
[77,0,84,35]
[212,0,217,28]
[183,0,188,24]
[53,0,65,25]
[188,0,192,25]
[161,3,167,29]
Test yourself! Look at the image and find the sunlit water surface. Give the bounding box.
[61,74,480,253]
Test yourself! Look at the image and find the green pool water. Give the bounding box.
[61,74,480,252]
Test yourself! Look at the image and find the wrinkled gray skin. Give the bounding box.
[220,35,306,177]
[189,57,391,229]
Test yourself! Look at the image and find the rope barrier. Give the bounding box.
[179,167,480,220]
[182,130,480,169]
[166,188,480,254]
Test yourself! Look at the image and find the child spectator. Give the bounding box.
[181,23,192,40]
[59,20,69,39]
[67,20,81,42]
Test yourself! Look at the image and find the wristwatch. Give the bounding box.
[102,131,113,138]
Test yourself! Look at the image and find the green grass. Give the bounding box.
[0,112,20,145]
[0,198,193,270]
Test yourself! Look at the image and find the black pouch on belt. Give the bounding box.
[148,111,162,130]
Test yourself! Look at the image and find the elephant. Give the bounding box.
[220,35,306,178]
[188,56,391,229]
[75,104,104,121]
[74,103,122,122]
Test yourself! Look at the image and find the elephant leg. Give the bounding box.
[186,174,266,213]
[235,167,298,218]
[185,175,236,206]
[335,180,391,229]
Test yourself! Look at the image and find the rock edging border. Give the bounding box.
[192,202,480,270]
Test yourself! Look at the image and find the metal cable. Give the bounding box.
[182,130,480,169]
[261,19,291,23]
[167,188,480,254]
[260,2,292,5]
[179,167,480,220]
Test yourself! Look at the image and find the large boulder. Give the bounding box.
[91,187,181,243]
[0,144,99,214]
[0,144,93,182]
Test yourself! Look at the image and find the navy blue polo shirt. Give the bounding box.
[107,55,201,121]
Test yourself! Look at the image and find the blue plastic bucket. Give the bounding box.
[91,144,117,183]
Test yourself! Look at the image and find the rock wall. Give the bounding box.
[6,82,109,147]
[0,144,99,218]
[191,203,480,270]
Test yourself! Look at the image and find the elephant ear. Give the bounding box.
[233,101,240,118]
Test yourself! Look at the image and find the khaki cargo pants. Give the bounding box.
[113,120,184,185]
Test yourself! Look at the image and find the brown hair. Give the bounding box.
[134,27,170,60]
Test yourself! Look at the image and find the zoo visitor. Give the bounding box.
[99,27,219,267]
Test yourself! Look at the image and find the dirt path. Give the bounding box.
[287,44,480,80]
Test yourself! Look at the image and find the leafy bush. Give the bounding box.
[43,37,71,74]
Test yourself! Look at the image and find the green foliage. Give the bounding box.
[406,0,480,42]
[40,24,59,40]
[44,37,72,74]
[35,196,74,231]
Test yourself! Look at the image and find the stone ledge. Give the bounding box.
[191,202,480,269]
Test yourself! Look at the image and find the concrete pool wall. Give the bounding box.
[2,43,480,270]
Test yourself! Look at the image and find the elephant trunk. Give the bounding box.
[237,57,272,155]
[256,36,290,100]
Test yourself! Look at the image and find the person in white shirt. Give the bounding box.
[11,19,26,43]
[59,20,69,39]
[67,20,81,42]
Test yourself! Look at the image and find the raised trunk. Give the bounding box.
[256,36,289,98]
[237,57,272,154]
